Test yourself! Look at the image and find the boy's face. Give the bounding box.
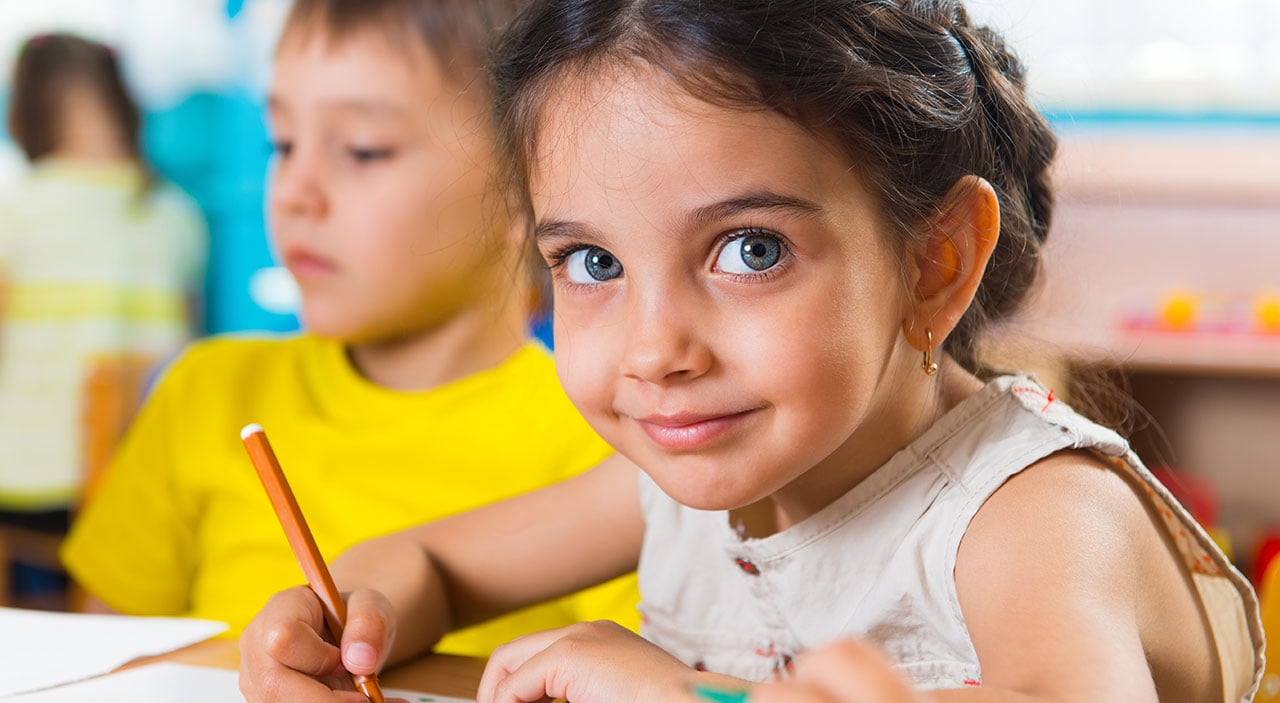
[268,31,504,344]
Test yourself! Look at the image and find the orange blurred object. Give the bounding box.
[1159,290,1199,331]
[1255,292,1280,333]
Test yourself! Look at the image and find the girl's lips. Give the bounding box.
[634,409,759,451]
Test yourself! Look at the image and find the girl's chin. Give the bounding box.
[645,470,763,513]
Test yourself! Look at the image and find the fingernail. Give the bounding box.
[691,684,748,703]
[346,642,378,670]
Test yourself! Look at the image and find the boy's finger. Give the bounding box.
[238,662,370,703]
[249,587,345,677]
[341,589,397,676]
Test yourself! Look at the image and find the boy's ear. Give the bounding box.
[901,176,1000,353]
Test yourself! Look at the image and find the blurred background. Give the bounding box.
[0,0,295,334]
[0,0,1277,598]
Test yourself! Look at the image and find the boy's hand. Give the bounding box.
[742,640,923,703]
[476,620,694,703]
[239,586,399,703]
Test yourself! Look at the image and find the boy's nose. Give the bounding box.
[271,156,327,219]
[619,292,713,385]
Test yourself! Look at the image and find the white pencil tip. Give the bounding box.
[240,423,264,440]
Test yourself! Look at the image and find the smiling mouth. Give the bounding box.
[633,409,760,451]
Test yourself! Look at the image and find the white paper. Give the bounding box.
[0,607,228,697]
[3,662,475,702]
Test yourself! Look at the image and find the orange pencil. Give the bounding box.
[241,423,386,703]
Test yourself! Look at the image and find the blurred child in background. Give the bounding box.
[61,0,637,655]
[0,33,205,595]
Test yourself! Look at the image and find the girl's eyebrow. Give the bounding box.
[534,190,825,245]
[684,191,825,230]
[533,219,596,245]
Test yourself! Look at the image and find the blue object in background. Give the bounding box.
[531,313,554,350]
[142,90,298,335]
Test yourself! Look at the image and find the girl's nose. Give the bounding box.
[619,291,713,385]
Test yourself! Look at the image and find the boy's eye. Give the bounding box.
[565,246,624,283]
[716,232,783,274]
[348,147,393,163]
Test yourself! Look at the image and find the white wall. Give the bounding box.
[966,0,1280,114]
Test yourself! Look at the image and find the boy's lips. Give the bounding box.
[283,248,338,278]
[632,408,761,451]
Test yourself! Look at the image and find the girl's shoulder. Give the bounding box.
[957,447,1258,701]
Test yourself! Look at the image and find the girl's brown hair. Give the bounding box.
[8,33,146,167]
[491,0,1058,376]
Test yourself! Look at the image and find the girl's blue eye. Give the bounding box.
[565,246,624,283]
[717,233,783,274]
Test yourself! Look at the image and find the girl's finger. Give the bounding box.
[793,640,920,703]
[475,626,576,703]
[734,683,834,703]
[485,639,580,703]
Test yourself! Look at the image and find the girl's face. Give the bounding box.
[268,32,503,344]
[530,65,931,520]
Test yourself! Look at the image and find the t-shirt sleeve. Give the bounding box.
[522,375,643,631]
[60,351,200,616]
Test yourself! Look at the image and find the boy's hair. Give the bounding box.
[491,0,1058,376]
[281,0,524,92]
[7,33,145,167]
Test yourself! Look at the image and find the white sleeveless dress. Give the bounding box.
[637,375,1263,701]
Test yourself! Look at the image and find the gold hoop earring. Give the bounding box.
[922,329,939,376]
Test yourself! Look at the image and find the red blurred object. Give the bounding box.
[1149,467,1218,527]
[1256,534,1280,586]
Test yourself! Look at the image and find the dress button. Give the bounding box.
[735,557,760,575]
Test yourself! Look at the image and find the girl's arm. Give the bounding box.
[937,451,1171,702]
[239,453,645,702]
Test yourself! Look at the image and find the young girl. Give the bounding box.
[60,0,636,656]
[0,34,204,545]
[240,1,1264,701]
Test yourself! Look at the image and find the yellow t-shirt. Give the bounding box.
[61,334,638,656]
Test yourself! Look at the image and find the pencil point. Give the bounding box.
[241,423,264,440]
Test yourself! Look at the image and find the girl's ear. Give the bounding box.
[901,176,1000,353]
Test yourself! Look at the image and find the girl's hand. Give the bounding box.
[239,586,398,703]
[697,640,922,703]
[476,620,696,703]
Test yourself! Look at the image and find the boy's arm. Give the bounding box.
[332,452,645,666]
[79,595,118,614]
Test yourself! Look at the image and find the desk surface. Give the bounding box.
[132,638,486,699]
